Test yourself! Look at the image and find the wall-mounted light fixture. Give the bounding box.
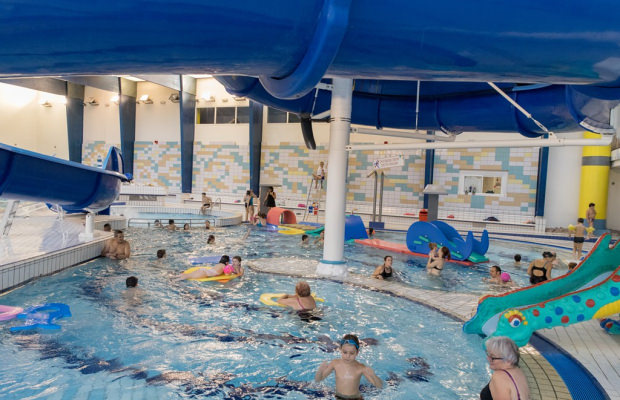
[197,92,215,103]
[85,97,99,106]
[38,99,52,107]
[233,96,247,101]
[168,93,180,103]
[139,94,153,104]
[110,95,120,105]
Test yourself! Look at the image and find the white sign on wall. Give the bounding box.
[372,155,404,170]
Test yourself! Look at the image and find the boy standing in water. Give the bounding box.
[315,334,382,399]
[571,218,586,258]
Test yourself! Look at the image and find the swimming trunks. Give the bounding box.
[574,237,585,243]
[335,393,363,400]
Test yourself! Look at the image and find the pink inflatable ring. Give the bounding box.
[0,305,23,321]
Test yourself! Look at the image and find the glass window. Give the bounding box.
[196,107,215,124]
[459,170,507,196]
[216,107,236,124]
[236,106,250,124]
[267,108,287,123]
[288,113,301,123]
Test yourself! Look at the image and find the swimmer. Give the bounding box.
[301,234,310,246]
[277,281,316,311]
[426,243,439,269]
[314,230,325,245]
[103,223,112,232]
[484,265,502,284]
[367,227,375,238]
[167,219,177,231]
[427,246,450,276]
[157,249,166,259]
[154,219,163,228]
[126,276,138,287]
[513,254,521,267]
[315,334,383,399]
[102,230,131,260]
[205,220,212,230]
[207,234,215,244]
[372,255,393,280]
[183,223,190,231]
[173,255,232,281]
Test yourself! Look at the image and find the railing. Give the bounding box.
[127,217,216,228]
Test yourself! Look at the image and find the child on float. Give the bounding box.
[315,334,383,399]
[426,242,440,269]
[173,255,243,281]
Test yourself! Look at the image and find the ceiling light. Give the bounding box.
[110,95,120,104]
[139,94,153,104]
[38,99,52,107]
[85,97,99,106]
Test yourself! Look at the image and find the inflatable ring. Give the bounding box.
[260,293,325,307]
[181,266,240,283]
[278,226,306,235]
[0,305,23,321]
[10,303,71,332]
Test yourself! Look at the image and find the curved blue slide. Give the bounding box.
[0,144,128,213]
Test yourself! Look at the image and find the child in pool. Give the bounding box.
[173,255,242,281]
[315,334,383,399]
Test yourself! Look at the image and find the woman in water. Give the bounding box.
[173,255,242,281]
[427,246,450,276]
[372,255,393,280]
[277,281,316,311]
[527,251,554,285]
[480,336,530,400]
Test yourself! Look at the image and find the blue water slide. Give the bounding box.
[344,215,368,241]
[216,78,620,136]
[0,144,128,213]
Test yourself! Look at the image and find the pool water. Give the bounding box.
[0,227,493,399]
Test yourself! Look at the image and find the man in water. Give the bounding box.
[103,230,131,260]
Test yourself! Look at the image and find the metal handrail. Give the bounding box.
[127,217,216,228]
[215,198,222,211]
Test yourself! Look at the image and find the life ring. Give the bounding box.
[278,226,306,235]
[10,303,71,332]
[0,305,23,321]
[181,266,240,283]
[260,293,325,306]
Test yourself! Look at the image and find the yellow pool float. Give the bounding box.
[181,266,240,283]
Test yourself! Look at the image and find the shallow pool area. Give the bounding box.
[0,229,491,399]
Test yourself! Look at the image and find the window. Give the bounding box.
[267,108,288,123]
[288,113,301,123]
[458,170,507,196]
[196,107,215,124]
[216,107,236,124]
[236,106,250,123]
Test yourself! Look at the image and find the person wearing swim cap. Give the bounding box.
[173,255,235,281]
[315,334,383,399]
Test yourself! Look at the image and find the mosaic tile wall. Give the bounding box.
[193,142,250,195]
[82,138,539,217]
[434,147,539,215]
[82,141,120,167]
[260,144,426,208]
[132,141,182,192]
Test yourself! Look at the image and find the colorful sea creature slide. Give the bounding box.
[464,234,620,347]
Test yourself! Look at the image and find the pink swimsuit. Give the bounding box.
[223,264,235,275]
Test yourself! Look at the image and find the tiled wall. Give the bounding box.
[91,139,539,217]
[133,141,182,192]
[82,141,120,167]
[193,142,250,195]
[434,147,539,214]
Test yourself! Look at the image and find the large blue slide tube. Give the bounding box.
[0,144,128,213]
[0,1,619,88]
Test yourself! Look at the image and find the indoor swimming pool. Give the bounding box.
[0,225,576,399]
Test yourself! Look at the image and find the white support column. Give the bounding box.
[316,78,352,278]
[79,212,95,241]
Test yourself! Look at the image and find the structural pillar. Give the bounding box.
[119,78,137,177]
[423,130,435,209]
[316,78,352,278]
[66,82,85,163]
[249,101,264,195]
[578,131,610,230]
